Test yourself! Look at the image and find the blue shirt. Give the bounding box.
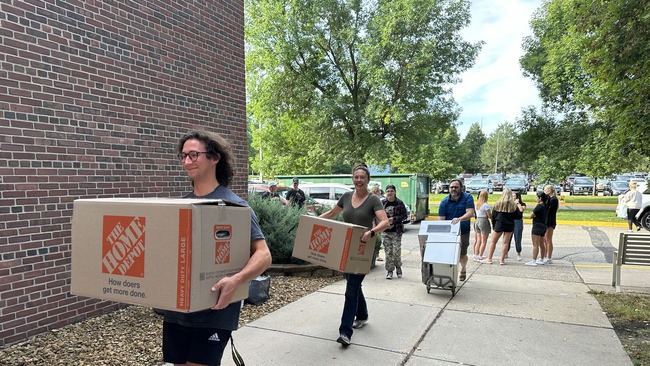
[438,192,474,233]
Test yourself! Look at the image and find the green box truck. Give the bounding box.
[276,174,430,223]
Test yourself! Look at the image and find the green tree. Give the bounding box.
[480,123,518,174]
[246,0,482,174]
[520,0,650,156]
[459,122,486,174]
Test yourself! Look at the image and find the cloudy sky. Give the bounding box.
[453,0,543,138]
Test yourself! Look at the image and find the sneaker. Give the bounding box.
[336,334,351,346]
[386,271,393,280]
[516,255,522,261]
[352,318,367,329]
[396,267,402,278]
[638,226,642,232]
[546,258,553,264]
[628,229,633,233]
[525,260,537,266]
[536,259,545,265]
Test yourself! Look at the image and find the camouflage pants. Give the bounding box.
[383,232,402,272]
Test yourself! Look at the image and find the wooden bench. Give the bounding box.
[611,232,650,292]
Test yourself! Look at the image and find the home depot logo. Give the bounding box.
[214,225,231,264]
[309,224,332,254]
[102,216,146,277]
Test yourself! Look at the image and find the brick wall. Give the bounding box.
[0,0,247,347]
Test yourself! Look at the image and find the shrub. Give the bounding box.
[248,194,309,264]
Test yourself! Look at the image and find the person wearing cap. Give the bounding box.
[286,177,306,208]
[261,181,287,204]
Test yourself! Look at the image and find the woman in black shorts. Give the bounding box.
[543,185,559,263]
[526,191,548,266]
[480,188,516,265]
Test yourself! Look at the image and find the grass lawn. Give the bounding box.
[429,193,622,223]
[590,291,650,366]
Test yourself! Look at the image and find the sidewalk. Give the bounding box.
[164,225,648,366]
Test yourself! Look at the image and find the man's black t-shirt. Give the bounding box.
[286,188,306,208]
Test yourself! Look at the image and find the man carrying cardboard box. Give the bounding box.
[163,130,272,366]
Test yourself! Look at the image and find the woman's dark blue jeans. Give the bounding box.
[339,273,367,338]
[509,219,523,253]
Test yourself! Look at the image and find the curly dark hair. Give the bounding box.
[177,130,234,187]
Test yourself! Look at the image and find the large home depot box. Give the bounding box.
[292,215,376,274]
[71,198,251,313]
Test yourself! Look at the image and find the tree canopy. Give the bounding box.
[246,0,482,178]
[520,0,650,157]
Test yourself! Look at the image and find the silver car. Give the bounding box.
[466,179,494,194]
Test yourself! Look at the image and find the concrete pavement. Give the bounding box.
[164,223,649,366]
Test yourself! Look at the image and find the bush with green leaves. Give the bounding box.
[248,194,309,264]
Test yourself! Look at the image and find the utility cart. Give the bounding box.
[422,234,461,296]
[418,221,461,296]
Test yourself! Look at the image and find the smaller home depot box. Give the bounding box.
[292,215,376,274]
[71,198,251,312]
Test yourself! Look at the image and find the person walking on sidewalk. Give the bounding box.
[507,191,526,261]
[480,188,516,265]
[543,184,559,263]
[438,179,475,281]
[319,164,389,347]
[526,191,548,266]
[164,130,272,365]
[621,181,643,232]
[382,184,408,279]
[473,189,492,262]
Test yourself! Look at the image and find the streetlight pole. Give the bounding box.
[494,132,499,174]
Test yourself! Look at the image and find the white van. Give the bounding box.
[300,183,353,208]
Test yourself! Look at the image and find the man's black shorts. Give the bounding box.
[163,321,232,366]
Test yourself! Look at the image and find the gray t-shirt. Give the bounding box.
[163,185,264,330]
[337,191,384,228]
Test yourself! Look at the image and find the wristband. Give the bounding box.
[370,230,375,237]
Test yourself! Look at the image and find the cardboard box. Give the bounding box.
[71,198,251,312]
[292,215,376,274]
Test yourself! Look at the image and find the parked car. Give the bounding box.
[570,177,595,195]
[432,180,450,194]
[536,180,561,195]
[487,174,504,191]
[248,184,323,215]
[609,181,630,196]
[503,179,527,193]
[300,183,354,207]
[466,178,494,194]
[635,187,650,231]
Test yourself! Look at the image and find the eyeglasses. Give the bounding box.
[178,151,208,162]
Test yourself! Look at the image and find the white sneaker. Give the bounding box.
[546,258,553,264]
[516,255,522,261]
[536,259,545,265]
[525,260,537,266]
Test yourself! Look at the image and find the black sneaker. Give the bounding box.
[336,334,351,346]
[396,267,402,278]
[386,271,393,280]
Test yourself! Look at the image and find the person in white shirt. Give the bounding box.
[621,181,643,232]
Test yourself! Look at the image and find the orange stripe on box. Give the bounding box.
[339,228,353,271]
[177,209,192,311]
